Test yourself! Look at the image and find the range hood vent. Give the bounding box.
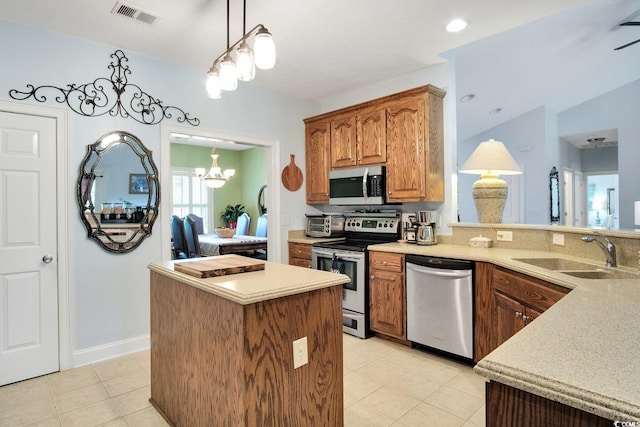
[111,2,159,25]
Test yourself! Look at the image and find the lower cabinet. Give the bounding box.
[475,263,569,361]
[288,242,312,268]
[369,251,405,340]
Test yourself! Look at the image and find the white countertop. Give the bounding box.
[148,258,350,305]
[369,242,640,421]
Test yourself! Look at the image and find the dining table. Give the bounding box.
[198,233,267,256]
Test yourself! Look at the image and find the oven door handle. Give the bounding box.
[312,249,364,262]
[342,312,360,320]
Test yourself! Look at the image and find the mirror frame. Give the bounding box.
[77,131,160,253]
[258,184,267,215]
[549,166,560,225]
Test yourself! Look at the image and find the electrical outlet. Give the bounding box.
[293,337,308,369]
[552,233,565,246]
[496,230,513,241]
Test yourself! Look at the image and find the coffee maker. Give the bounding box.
[414,210,438,245]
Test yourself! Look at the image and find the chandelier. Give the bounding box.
[206,0,276,99]
[196,149,236,188]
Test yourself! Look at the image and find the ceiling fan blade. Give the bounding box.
[614,37,640,50]
[620,21,640,26]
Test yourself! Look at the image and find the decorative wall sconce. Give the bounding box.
[9,50,200,126]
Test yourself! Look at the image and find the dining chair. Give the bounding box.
[256,214,268,237]
[183,215,202,258]
[187,213,204,235]
[235,213,250,236]
[170,215,188,259]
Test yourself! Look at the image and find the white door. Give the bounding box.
[0,111,59,386]
[575,171,585,227]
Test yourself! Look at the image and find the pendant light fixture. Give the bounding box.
[205,0,275,99]
[196,148,236,189]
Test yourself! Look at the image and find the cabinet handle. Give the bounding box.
[522,315,530,322]
[515,311,523,318]
[382,261,387,265]
[370,275,375,280]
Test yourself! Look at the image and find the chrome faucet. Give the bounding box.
[581,231,616,267]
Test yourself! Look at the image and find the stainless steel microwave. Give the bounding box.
[329,166,386,205]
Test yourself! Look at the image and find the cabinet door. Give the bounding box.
[369,269,405,339]
[492,291,525,350]
[288,242,312,268]
[356,108,386,165]
[385,95,426,201]
[305,121,331,204]
[330,115,357,169]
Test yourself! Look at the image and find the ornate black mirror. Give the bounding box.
[77,131,160,253]
[258,185,267,215]
[549,166,560,225]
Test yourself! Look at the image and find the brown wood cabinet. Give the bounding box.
[288,242,312,268]
[369,251,406,339]
[385,88,444,202]
[486,382,611,427]
[305,120,331,204]
[303,85,445,204]
[474,263,569,361]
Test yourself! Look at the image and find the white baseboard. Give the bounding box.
[72,334,150,368]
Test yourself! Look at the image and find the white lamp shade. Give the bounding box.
[205,70,222,99]
[218,56,238,91]
[459,139,522,176]
[254,28,276,70]
[235,43,255,82]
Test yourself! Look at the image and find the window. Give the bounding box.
[171,168,210,233]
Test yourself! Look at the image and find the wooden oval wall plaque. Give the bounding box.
[281,154,303,191]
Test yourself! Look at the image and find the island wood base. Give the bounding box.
[486,381,611,427]
[149,271,344,427]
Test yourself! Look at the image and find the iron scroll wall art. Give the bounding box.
[9,50,200,126]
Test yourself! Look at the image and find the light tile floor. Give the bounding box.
[0,335,485,426]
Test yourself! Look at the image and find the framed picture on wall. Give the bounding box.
[129,173,149,194]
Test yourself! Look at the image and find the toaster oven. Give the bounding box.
[305,214,345,238]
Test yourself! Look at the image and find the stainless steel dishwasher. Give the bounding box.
[405,255,474,360]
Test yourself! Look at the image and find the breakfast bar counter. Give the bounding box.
[147,255,349,426]
[369,242,640,423]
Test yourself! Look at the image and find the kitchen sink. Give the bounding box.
[561,270,640,280]
[512,257,599,271]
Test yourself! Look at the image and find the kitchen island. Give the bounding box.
[147,255,349,427]
[369,242,640,424]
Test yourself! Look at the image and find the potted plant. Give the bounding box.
[219,204,246,229]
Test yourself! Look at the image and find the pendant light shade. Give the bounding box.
[218,55,238,91]
[235,42,256,81]
[204,0,275,99]
[206,68,222,99]
[254,27,276,70]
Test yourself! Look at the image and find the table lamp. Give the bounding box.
[459,139,522,223]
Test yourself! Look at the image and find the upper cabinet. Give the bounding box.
[304,85,445,204]
[305,120,331,204]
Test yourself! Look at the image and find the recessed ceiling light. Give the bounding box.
[489,108,503,115]
[460,94,475,102]
[446,19,468,33]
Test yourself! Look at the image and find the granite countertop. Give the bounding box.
[148,259,349,305]
[369,242,640,421]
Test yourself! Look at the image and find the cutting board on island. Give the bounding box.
[281,154,303,191]
[174,254,265,278]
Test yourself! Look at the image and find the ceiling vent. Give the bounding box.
[111,2,159,25]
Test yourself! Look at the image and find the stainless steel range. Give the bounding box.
[311,210,401,338]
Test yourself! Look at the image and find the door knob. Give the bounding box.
[42,254,54,264]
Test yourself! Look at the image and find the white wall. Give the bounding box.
[0,19,320,362]
[558,79,640,229]
[458,106,554,224]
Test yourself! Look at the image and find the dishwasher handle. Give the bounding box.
[406,262,472,279]
[405,254,472,271]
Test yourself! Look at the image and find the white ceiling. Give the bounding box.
[1,0,638,140]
